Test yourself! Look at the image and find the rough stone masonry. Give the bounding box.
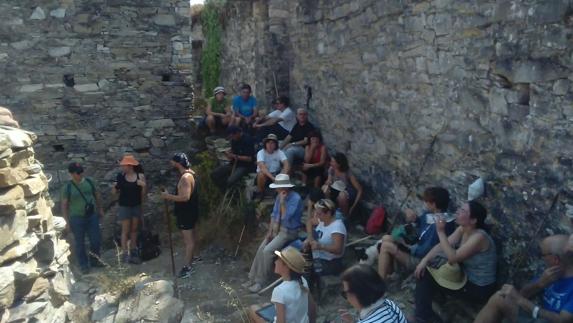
[0,0,194,202]
[213,0,573,281]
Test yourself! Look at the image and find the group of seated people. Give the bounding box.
[241,179,573,322]
[207,84,363,218]
[203,85,573,322]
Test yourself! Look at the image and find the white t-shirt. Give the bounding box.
[271,277,310,323]
[313,219,347,261]
[256,149,287,174]
[268,107,296,132]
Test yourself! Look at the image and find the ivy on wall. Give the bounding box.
[200,0,225,98]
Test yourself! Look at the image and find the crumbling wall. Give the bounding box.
[0,126,74,321]
[218,0,573,281]
[0,0,194,195]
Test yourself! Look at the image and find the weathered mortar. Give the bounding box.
[215,0,573,282]
[0,0,194,200]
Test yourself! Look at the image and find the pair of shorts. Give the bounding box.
[175,211,199,230]
[118,206,141,221]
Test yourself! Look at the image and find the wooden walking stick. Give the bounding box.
[234,225,246,257]
[258,277,283,295]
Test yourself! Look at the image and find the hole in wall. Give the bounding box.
[516,83,530,106]
[63,74,75,87]
[52,144,65,152]
[161,73,172,82]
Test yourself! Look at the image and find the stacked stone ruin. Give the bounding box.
[0,126,73,322]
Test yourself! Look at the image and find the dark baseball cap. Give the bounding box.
[68,162,84,174]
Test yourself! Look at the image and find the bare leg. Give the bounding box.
[129,217,139,251]
[247,304,268,323]
[181,229,196,266]
[121,220,130,253]
[256,173,267,195]
[206,115,216,133]
[313,175,322,188]
[474,292,518,323]
[378,236,395,279]
[337,192,350,216]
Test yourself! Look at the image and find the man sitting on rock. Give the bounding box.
[210,126,255,190]
[377,187,456,280]
[231,83,258,127]
[280,108,315,170]
[204,86,232,134]
[253,96,296,142]
[474,234,573,323]
[61,162,105,274]
[243,174,303,293]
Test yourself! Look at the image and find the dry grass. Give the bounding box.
[89,245,141,300]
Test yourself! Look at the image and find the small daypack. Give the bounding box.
[365,206,386,235]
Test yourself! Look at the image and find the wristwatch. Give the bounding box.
[532,305,540,319]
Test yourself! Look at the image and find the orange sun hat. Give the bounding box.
[119,155,139,166]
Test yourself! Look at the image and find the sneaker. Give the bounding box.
[121,252,129,264]
[248,283,262,293]
[128,249,142,264]
[177,266,194,279]
[241,280,255,289]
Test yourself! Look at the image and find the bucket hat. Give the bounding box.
[330,180,347,192]
[269,174,295,189]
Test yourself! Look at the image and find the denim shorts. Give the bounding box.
[118,206,141,221]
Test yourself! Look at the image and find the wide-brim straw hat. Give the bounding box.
[119,155,139,166]
[269,174,295,189]
[427,262,467,290]
[263,133,279,144]
[274,247,306,274]
[330,180,347,192]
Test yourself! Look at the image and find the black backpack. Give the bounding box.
[138,229,161,261]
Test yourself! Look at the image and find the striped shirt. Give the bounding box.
[358,299,407,323]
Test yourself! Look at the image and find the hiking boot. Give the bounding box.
[177,265,194,279]
[248,283,262,293]
[128,249,142,265]
[121,252,129,264]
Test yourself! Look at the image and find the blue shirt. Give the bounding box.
[271,191,303,231]
[410,211,456,259]
[542,276,573,314]
[232,95,257,117]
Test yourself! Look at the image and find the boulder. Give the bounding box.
[91,293,118,322]
[0,186,25,216]
[0,134,10,154]
[19,176,47,197]
[0,168,29,188]
[30,7,46,20]
[0,210,27,251]
[0,235,39,266]
[23,277,49,302]
[12,258,39,300]
[0,268,15,311]
[114,280,183,323]
[0,127,36,149]
[6,301,47,322]
[48,268,71,307]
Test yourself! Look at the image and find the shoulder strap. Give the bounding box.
[66,182,72,201]
[85,177,95,192]
[71,180,90,203]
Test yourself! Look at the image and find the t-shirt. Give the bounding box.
[231,134,255,169]
[313,219,347,261]
[256,149,287,174]
[61,177,97,217]
[268,107,296,132]
[542,276,573,314]
[232,95,257,117]
[289,121,315,144]
[271,277,310,323]
[208,96,230,114]
[358,298,407,323]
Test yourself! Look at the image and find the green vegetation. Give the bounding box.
[201,0,225,97]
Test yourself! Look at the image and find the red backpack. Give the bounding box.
[365,206,386,235]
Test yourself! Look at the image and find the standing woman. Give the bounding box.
[248,247,317,323]
[322,153,363,218]
[112,155,146,264]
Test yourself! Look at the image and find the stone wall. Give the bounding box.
[218,0,573,280]
[0,0,194,201]
[0,126,74,321]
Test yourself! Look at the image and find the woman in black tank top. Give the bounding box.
[112,155,146,264]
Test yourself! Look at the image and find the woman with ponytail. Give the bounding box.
[413,201,497,323]
[248,247,317,323]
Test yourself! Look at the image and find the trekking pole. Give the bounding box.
[162,190,177,278]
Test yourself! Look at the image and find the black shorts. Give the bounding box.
[175,211,199,230]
